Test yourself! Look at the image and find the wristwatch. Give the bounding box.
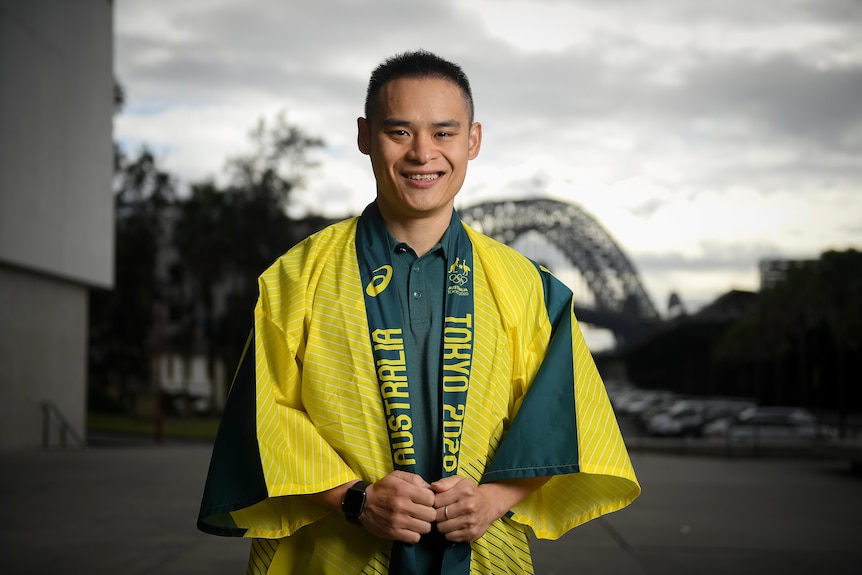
[342,481,371,525]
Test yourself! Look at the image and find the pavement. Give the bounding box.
[1,438,861,575]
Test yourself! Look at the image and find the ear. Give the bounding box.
[357,117,371,156]
[468,122,482,160]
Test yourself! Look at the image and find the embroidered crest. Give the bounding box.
[447,256,471,296]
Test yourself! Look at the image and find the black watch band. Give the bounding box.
[342,481,371,525]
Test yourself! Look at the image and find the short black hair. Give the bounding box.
[364,50,474,123]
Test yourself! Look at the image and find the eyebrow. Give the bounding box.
[381,118,462,129]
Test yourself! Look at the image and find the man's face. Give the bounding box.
[358,77,481,223]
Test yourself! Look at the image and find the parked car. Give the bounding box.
[646,398,756,437]
[702,406,835,441]
[605,380,636,408]
[637,394,682,428]
[616,389,677,417]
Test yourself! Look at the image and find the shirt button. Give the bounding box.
[413,265,421,273]
[413,290,422,299]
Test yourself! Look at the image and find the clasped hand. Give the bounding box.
[358,470,501,544]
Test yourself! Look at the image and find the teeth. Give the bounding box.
[407,173,439,180]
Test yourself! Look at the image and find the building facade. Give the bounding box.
[0,0,114,449]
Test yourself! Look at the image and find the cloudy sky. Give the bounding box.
[114,0,862,324]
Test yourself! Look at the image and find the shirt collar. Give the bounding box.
[384,216,453,260]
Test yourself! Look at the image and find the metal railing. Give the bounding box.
[40,400,85,449]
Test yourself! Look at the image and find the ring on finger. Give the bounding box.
[444,505,450,520]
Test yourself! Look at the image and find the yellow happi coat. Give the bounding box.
[198,214,640,574]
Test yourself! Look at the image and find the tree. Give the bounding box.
[715,250,862,425]
[816,250,862,432]
[90,104,330,416]
[172,111,328,409]
[89,147,176,411]
[225,110,324,210]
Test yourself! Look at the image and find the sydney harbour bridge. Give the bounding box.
[459,198,661,345]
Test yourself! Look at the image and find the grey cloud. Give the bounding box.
[802,0,862,23]
[626,198,668,218]
[112,0,862,312]
[445,0,862,161]
[665,56,862,149]
[471,46,862,150]
[533,0,862,28]
[117,0,481,108]
[634,240,787,274]
[459,41,862,201]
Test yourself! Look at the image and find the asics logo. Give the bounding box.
[366,265,393,297]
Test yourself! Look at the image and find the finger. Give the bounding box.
[361,498,434,542]
[430,475,463,493]
[439,514,489,542]
[436,504,449,523]
[437,514,474,539]
[391,470,431,489]
[384,521,428,544]
[442,526,478,543]
[391,514,434,538]
[408,500,438,523]
[408,486,436,508]
[436,509,459,534]
[376,472,434,507]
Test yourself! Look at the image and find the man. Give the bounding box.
[198,50,639,575]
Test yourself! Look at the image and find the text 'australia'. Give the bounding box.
[372,328,415,466]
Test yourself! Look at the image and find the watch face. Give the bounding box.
[343,481,370,523]
[344,488,365,512]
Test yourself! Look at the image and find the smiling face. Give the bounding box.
[358,76,482,228]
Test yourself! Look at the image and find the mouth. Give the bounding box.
[404,172,442,182]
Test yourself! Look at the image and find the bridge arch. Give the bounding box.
[459,198,660,344]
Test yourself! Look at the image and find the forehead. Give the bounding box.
[372,77,471,122]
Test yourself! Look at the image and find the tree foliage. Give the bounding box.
[89,147,176,410]
[717,250,862,361]
[89,109,330,414]
[172,113,327,379]
[225,111,324,210]
[714,249,862,419]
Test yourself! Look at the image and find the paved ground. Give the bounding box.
[1,440,861,574]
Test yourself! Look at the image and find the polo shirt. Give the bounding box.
[386,228,449,574]
[386,229,449,482]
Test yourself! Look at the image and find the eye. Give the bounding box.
[388,129,409,137]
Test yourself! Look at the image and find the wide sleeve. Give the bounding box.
[197,249,359,539]
[482,267,640,539]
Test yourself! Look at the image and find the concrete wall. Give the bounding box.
[0,0,114,287]
[0,266,87,450]
[0,0,113,449]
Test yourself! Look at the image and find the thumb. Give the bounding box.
[430,475,462,493]
[398,470,432,489]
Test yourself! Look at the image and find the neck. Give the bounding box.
[379,209,451,257]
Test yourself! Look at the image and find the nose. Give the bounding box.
[407,132,435,164]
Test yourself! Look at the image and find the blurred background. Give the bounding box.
[2,0,859,450]
[1,1,861,573]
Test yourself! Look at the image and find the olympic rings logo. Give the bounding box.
[448,272,469,285]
